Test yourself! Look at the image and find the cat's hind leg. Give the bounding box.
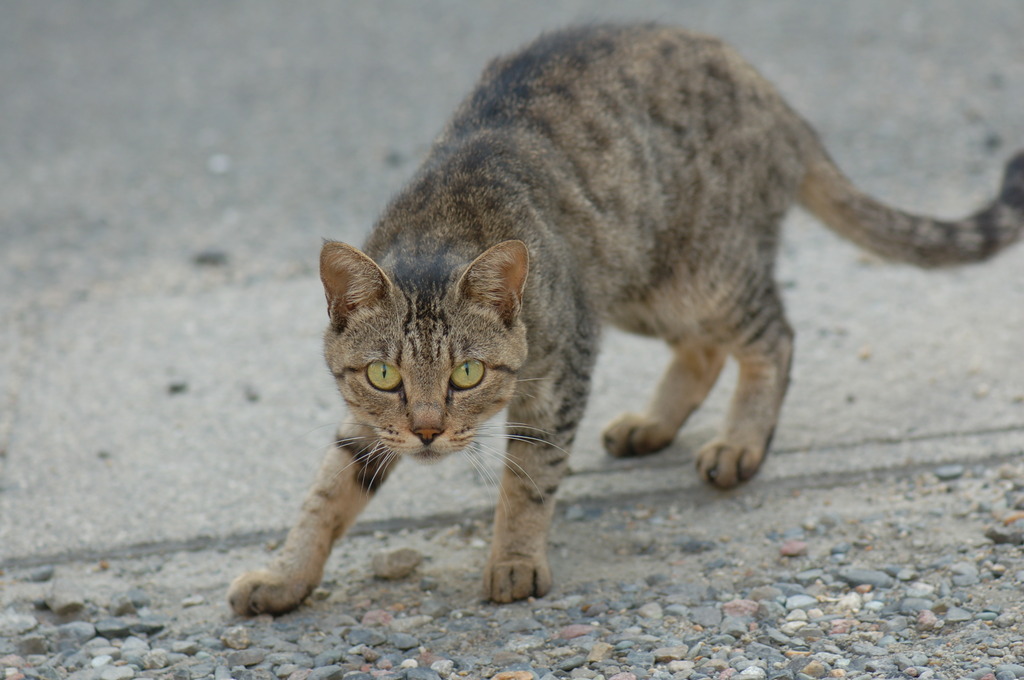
[228,424,395,616]
[602,340,727,458]
[696,289,793,488]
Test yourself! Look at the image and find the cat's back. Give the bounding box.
[433,25,805,291]
[446,23,784,142]
[373,24,810,306]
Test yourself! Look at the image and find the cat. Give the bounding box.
[229,24,1023,615]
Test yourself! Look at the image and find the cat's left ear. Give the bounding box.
[458,240,529,325]
[320,241,392,330]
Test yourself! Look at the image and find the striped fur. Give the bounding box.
[229,24,1022,615]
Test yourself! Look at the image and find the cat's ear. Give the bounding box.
[320,241,392,329]
[458,240,529,324]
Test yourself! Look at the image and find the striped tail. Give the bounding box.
[799,148,1024,268]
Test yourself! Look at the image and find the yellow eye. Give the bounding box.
[451,360,485,389]
[366,362,402,391]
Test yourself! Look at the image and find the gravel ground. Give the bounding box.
[4,460,1024,680]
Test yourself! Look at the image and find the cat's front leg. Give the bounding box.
[483,353,588,603]
[228,425,394,615]
[484,433,568,602]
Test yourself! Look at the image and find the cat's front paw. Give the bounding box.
[228,569,315,616]
[695,439,764,488]
[602,413,674,458]
[483,554,552,603]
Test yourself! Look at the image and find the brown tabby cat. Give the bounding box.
[229,24,1023,615]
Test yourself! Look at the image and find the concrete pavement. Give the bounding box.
[1,1,1023,579]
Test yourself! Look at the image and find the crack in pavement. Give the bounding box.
[2,440,1019,572]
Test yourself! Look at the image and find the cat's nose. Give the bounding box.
[413,427,443,445]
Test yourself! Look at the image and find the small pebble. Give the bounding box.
[171,641,200,655]
[917,610,940,629]
[306,666,344,680]
[125,589,151,609]
[27,566,55,583]
[361,609,393,626]
[193,249,229,266]
[786,594,818,610]
[801,660,827,678]
[108,594,136,616]
[220,626,251,650]
[99,667,135,680]
[431,660,455,676]
[587,641,613,662]
[653,646,689,662]
[0,613,38,638]
[935,464,966,481]
[557,655,587,671]
[46,582,85,615]
[637,602,663,619]
[780,539,808,557]
[836,568,894,589]
[722,599,759,617]
[371,548,423,580]
[57,621,96,644]
[95,618,131,639]
[16,635,47,656]
[226,648,266,667]
[389,632,419,650]
[558,624,595,639]
[142,650,170,670]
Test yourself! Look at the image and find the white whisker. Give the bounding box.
[472,438,545,507]
[366,441,397,492]
[503,421,556,436]
[463,444,498,490]
[465,442,511,516]
[475,423,571,458]
[329,437,384,484]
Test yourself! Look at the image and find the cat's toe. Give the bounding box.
[228,569,314,616]
[695,440,764,488]
[602,413,673,458]
[483,555,552,603]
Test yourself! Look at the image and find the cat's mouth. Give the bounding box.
[411,447,448,463]
[405,434,474,463]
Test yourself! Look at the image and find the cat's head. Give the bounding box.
[319,239,529,462]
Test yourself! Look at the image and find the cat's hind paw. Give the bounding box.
[695,439,764,488]
[483,554,552,603]
[228,569,315,616]
[602,413,674,458]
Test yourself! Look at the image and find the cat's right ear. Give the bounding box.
[320,241,391,330]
